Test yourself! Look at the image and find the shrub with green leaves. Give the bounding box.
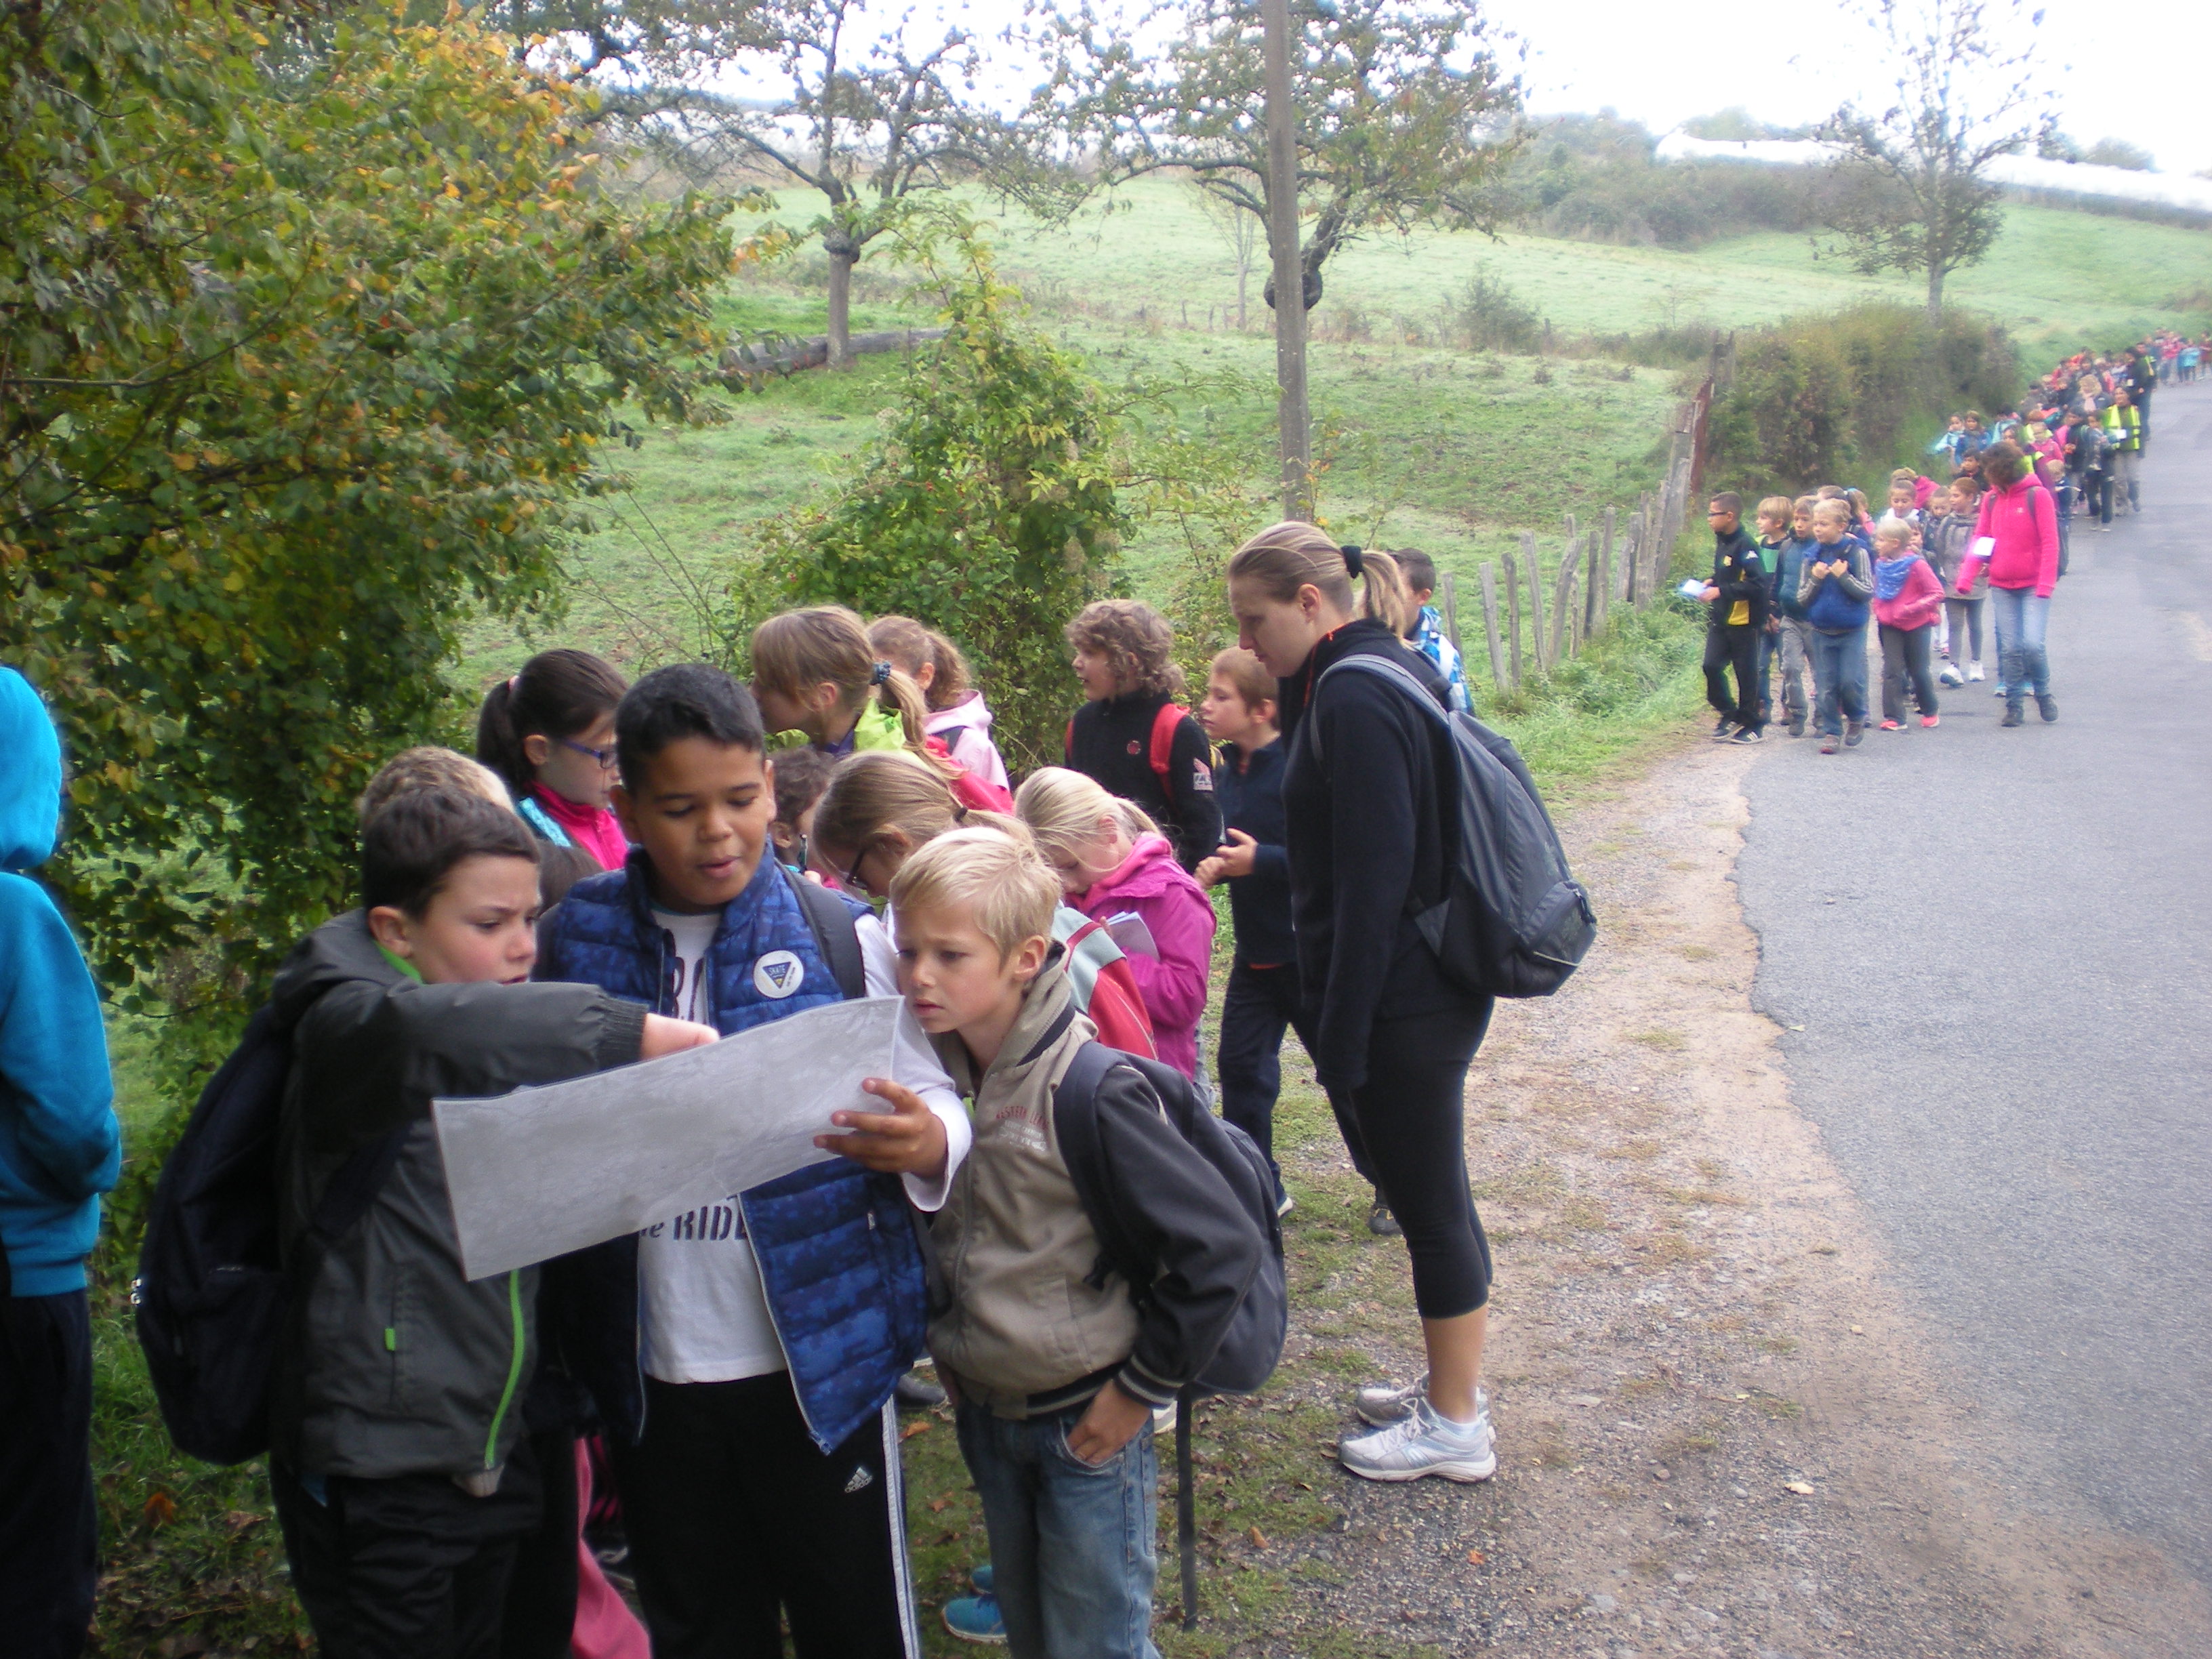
[1,0,735,1005]
[748,217,1127,771]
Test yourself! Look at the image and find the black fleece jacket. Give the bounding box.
[1277,619,1469,1093]
[1065,691,1222,872]
[1708,525,1768,630]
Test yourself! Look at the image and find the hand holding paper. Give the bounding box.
[823,1077,949,1181]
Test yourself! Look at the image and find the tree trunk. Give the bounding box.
[1926,259,1943,327]
[1261,0,1311,521]
[826,241,857,369]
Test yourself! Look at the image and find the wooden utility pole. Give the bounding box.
[1261,0,1311,520]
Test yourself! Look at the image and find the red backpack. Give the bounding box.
[923,736,1015,813]
[1056,915,1158,1061]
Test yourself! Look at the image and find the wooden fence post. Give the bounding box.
[1584,526,1603,642]
[1502,546,1524,689]
[1440,571,1462,663]
[1551,537,1578,663]
[1478,562,1507,693]
[1521,531,1546,674]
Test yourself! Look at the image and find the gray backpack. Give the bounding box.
[1313,651,1595,998]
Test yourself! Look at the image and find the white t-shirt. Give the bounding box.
[636,908,966,1385]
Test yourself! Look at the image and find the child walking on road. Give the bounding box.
[1872,516,1944,731]
[1701,492,1767,743]
[1927,478,1986,687]
[1800,501,1874,755]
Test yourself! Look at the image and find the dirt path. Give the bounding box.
[1208,735,2212,1659]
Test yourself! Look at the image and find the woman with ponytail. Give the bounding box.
[751,607,1014,812]
[474,649,632,876]
[1225,522,1498,1487]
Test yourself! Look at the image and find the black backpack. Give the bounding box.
[134,1006,407,1465]
[1312,651,1595,998]
[1052,1040,1286,1629]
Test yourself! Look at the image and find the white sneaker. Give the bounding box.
[1938,665,1964,687]
[1353,1376,1488,1428]
[1340,1397,1496,1483]
[1967,662,1986,682]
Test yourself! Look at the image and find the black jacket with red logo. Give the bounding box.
[1065,691,1222,874]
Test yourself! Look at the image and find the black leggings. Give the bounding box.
[1336,1000,1496,1320]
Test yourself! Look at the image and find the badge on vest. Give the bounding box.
[754,949,804,999]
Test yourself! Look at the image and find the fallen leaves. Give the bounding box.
[143,1490,178,1528]
[1248,1525,1268,1549]
[899,1420,931,1442]
[1467,1549,1487,1566]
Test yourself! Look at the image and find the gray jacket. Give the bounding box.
[269,911,644,1481]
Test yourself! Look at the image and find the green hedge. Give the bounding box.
[1705,304,2020,494]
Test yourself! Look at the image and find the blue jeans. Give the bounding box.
[1808,626,1869,737]
[956,1401,1160,1659]
[1988,587,2051,704]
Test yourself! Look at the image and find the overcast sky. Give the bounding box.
[726,0,2212,180]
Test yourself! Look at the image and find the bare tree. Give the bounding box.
[1191,181,1261,331]
[596,1,1022,366]
[1818,0,2048,323]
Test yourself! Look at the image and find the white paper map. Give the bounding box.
[432,996,901,1281]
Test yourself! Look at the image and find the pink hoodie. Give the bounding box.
[1071,833,1216,1079]
[1968,476,2060,598]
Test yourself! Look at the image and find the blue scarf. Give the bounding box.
[1873,552,1921,602]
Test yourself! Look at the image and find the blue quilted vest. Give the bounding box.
[535,851,928,1454]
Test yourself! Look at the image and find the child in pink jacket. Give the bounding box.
[1871,514,1945,730]
[1961,443,2062,725]
[1014,767,1216,1078]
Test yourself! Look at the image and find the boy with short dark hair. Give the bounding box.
[0,668,120,1659]
[1701,492,1767,743]
[268,787,714,1659]
[891,828,1262,1659]
[535,663,968,1659]
[1391,548,1471,713]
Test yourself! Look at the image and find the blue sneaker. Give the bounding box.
[970,1563,994,1597]
[943,1594,1006,1645]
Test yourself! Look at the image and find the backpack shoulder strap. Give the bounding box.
[790,870,867,1000]
[1147,703,1188,786]
[1307,651,1450,766]
[1050,1040,1146,1290]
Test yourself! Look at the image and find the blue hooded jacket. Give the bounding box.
[0,670,120,1296]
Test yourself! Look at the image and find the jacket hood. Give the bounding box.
[0,668,64,872]
[1078,833,1182,909]
[269,909,403,1032]
[927,691,994,733]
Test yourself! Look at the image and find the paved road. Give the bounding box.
[1734,384,2212,1593]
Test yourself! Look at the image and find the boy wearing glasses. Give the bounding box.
[535,664,966,1659]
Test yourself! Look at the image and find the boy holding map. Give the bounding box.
[535,663,968,1659]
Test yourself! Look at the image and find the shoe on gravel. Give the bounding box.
[1879,719,1902,731]
[943,1595,1007,1645]
[1844,722,1866,747]
[2001,704,2025,727]
[1938,665,1964,688]
[1340,1397,1497,1484]
[1788,716,1806,738]
[1731,726,1763,743]
[1711,718,1738,741]
[1819,735,1839,754]
[1921,715,1940,729]
[1355,1378,1488,1429]
[2036,693,2058,723]
[1967,663,1986,682]
[1276,1189,1296,1218]
[1367,1200,1403,1237]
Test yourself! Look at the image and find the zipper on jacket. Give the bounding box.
[483,1269,526,1469]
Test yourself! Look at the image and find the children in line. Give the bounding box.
[1926,477,1986,687]
[890,827,1263,1659]
[1799,500,1874,755]
[476,649,632,884]
[1061,598,1222,873]
[1870,516,1944,731]
[752,605,1012,813]
[1015,768,1215,1082]
[1750,496,1793,730]
[534,663,969,1659]
[867,615,1012,793]
[1765,496,1820,738]
[266,787,716,1658]
[0,668,121,1659]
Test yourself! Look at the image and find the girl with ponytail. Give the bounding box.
[751,607,1014,813]
[1225,520,1499,1487]
[474,649,631,876]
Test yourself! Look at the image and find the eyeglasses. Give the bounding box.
[830,843,874,898]
[560,737,619,771]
